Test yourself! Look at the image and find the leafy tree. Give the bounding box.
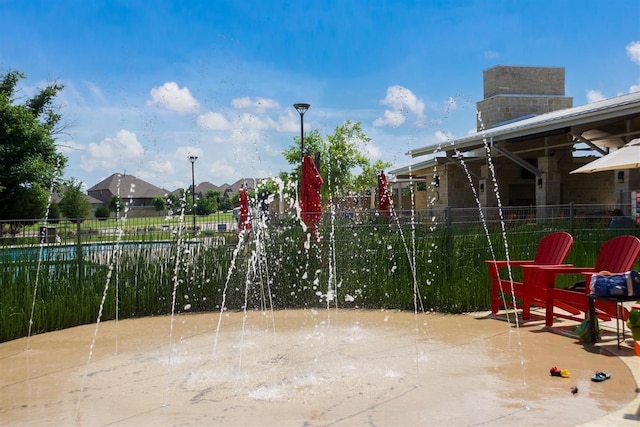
[218,193,232,211]
[59,180,91,221]
[0,70,67,221]
[166,191,190,215]
[197,190,219,215]
[282,121,391,199]
[152,196,167,212]
[230,191,240,207]
[47,202,61,224]
[109,195,123,212]
[94,204,110,220]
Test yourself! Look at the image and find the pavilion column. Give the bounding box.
[536,156,560,220]
[479,165,497,207]
[370,187,375,210]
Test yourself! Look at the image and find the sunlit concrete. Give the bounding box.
[0,309,638,426]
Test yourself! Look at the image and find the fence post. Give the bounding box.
[569,202,574,235]
[445,206,452,264]
[76,218,83,285]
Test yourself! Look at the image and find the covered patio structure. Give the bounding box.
[391,66,640,218]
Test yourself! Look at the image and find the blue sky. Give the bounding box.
[1,0,639,191]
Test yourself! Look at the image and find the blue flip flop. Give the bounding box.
[591,371,611,382]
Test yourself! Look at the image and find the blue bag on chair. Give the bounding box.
[590,271,640,297]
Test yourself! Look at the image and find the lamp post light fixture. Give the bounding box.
[188,155,198,236]
[293,103,310,160]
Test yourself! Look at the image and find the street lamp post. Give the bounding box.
[293,103,310,160]
[188,155,198,236]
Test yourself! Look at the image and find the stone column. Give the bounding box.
[479,164,497,207]
[536,156,561,221]
[536,156,561,205]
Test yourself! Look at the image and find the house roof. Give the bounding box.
[194,181,220,194]
[87,173,169,198]
[226,178,264,193]
[173,178,267,197]
[407,91,640,159]
[86,194,104,205]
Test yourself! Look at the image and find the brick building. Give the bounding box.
[391,65,640,213]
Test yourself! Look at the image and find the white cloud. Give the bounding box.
[236,112,275,130]
[484,50,499,59]
[146,159,174,175]
[81,129,145,171]
[147,82,200,114]
[435,130,453,142]
[228,126,266,145]
[197,112,232,130]
[85,81,106,103]
[176,146,204,162]
[204,160,237,181]
[373,85,425,127]
[586,90,606,103]
[232,96,280,111]
[276,110,302,133]
[198,99,294,137]
[358,141,382,159]
[445,97,457,113]
[373,109,406,127]
[626,41,640,64]
[630,83,640,93]
[57,80,85,106]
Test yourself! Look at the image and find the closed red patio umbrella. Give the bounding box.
[300,155,324,231]
[238,186,252,231]
[378,171,390,216]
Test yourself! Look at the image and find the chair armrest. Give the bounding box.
[527,265,593,275]
[485,260,535,268]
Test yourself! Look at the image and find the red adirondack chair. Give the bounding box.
[529,235,640,327]
[486,231,574,320]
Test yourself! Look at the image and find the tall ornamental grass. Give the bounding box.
[0,218,636,342]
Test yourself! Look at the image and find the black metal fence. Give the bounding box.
[0,203,628,247]
[2,202,639,342]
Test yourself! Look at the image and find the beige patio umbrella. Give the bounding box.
[571,138,640,174]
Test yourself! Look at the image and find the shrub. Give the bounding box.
[95,205,110,220]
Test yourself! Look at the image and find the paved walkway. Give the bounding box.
[0,309,638,426]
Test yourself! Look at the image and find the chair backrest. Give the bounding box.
[533,231,574,265]
[594,235,640,273]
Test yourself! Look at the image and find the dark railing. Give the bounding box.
[0,203,630,247]
[1,203,638,342]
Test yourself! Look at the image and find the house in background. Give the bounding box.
[210,178,265,199]
[176,178,265,202]
[51,190,103,214]
[87,173,169,217]
[391,65,640,213]
[85,194,104,211]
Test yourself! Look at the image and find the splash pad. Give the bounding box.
[1,309,636,426]
[2,104,639,426]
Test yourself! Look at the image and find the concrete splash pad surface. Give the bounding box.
[0,309,636,426]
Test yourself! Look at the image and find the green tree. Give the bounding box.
[282,121,391,198]
[152,196,167,212]
[94,204,110,220]
[218,193,232,211]
[197,190,219,215]
[47,202,61,224]
[166,191,191,215]
[58,180,91,221]
[0,70,67,221]
[109,195,123,212]
[230,191,240,207]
